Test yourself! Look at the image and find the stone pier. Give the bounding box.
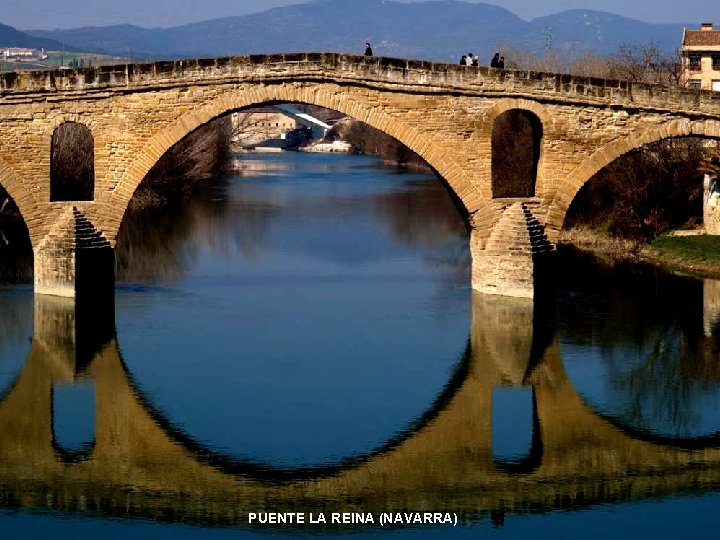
[34,207,115,302]
[472,202,556,298]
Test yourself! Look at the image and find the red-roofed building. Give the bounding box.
[681,22,720,91]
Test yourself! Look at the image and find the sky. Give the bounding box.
[2,0,717,30]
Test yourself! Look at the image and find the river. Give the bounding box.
[0,151,719,538]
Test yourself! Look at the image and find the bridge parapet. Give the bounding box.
[2,52,719,116]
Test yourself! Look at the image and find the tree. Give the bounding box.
[607,42,681,85]
[325,118,429,170]
[497,41,680,84]
[565,138,706,241]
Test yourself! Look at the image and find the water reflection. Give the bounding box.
[704,279,720,338]
[117,154,467,286]
[557,249,720,440]
[1,153,720,536]
[1,290,720,530]
[115,154,470,467]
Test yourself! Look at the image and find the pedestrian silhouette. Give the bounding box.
[364,42,373,56]
[460,55,467,65]
[490,52,500,68]
[497,56,505,69]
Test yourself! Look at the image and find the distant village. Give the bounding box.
[1,47,47,61]
[230,106,352,154]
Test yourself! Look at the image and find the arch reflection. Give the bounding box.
[556,253,720,442]
[0,291,719,527]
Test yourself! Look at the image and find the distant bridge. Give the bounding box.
[1,293,719,527]
[1,53,720,298]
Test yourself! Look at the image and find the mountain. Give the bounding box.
[26,24,163,57]
[0,22,73,51]
[528,10,685,56]
[24,0,688,62]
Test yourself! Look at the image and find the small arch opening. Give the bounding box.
[50,122,95,201]
[0,186,33,283]
[491,110,542,198]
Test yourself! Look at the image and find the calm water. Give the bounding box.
[1,152,720,538]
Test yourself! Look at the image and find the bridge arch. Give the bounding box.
[104,84,478,243]
[491,387,543,474]
[43,115,102,195]
[0,157,34,248]
[546,118,720,239]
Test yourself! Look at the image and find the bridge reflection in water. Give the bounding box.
[1,292,719,528]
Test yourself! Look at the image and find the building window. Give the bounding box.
[689,54,701,71]
[713,55,720,70]
[688,79,702,89]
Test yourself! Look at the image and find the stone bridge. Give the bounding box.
[2,53,720,298]
[0,293,719,528]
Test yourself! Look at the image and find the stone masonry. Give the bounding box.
[1,53,720,297]
[473,202,555,298]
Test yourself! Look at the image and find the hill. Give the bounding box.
[0,21,73,51]
[529,10,685,56]
[25,0,688,62]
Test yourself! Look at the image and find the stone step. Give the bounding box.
[484,202,555,255]
[474,202,555,298]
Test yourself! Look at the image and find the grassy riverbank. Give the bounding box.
[560,227,720,279]
[647,234,720,276]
